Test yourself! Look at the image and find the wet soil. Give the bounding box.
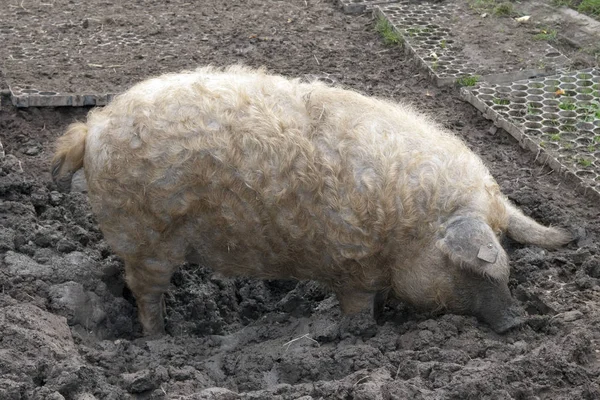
[1,0,600,399]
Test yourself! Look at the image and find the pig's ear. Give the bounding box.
[436,216,509,282]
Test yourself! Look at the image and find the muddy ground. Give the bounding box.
[1,0,600,399]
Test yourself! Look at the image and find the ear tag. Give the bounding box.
[477,243,498,263]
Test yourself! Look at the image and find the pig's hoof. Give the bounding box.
[338,311,378,340]
[490,316,525,334]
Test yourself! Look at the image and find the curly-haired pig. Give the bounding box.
[51,66,572,336]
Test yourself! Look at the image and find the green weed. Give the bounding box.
[578,0,600,17]
[375,17,403,46]
[533,29,558,41]
[493,2,514,15]
[558,101,577,111]
[456,75,480,87]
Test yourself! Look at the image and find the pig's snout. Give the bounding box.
[481,303,525,334]
[468,279,526,334]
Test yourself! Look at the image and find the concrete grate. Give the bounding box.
[337,0,399,14]
[9,87,116,108]
[375,1,572,86]
[461,68,600,201]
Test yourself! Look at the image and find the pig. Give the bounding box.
[51,65,572,336]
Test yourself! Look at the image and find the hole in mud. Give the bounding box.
[527,88,544,95]
[543,99,559,107]
[525,114,543,122]
[576,137,594,146]
[525,122,542,129]
[542,127,560,137]
[542,107,559,114]
[576,170,596,179]
[545,52,561,58]
[578,80,594,87]
[577,87,594,94]
[576,94,594,101]
[526,95,544,102]
[577,73,593,80]
[525,129,542,136]
[544,79,560,86]
[542,119,560,127]
[560,76,577,83]
[558,110,577,118]
[576,122,595,131]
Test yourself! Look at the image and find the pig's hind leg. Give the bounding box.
[124,256,178,337]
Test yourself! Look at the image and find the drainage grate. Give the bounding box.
[375,1,572,87]
[461,68,600,201]
[9,87,116,108]
[337,0,399,14]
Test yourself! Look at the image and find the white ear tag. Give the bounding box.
[477,242,498,263]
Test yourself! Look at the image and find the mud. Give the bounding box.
[1,0,600,399]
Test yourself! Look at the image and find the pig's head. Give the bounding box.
[393,215,525,333]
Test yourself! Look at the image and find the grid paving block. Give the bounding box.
[337,0,400,14]
[461,68,600,202]
[9,86,116,108]
[375,1,572,87]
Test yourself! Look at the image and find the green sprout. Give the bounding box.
[493,2,514,15]
[534,29,558,41]
[375,17,403,46]
[456,75,480,87]
[558,101,577,111]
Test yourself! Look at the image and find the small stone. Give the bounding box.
[56,238,78,253]
[572,249,591,265]
[191,388,239,399]
[24,146,41,156]
[583,257,600,278]
[169,365,196,381]
[3,154,24,173]
[122,369,157,393]
[488,125,498,135]
[72,225,90,245]
[49,191,64,205]
[557,310,583,322]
